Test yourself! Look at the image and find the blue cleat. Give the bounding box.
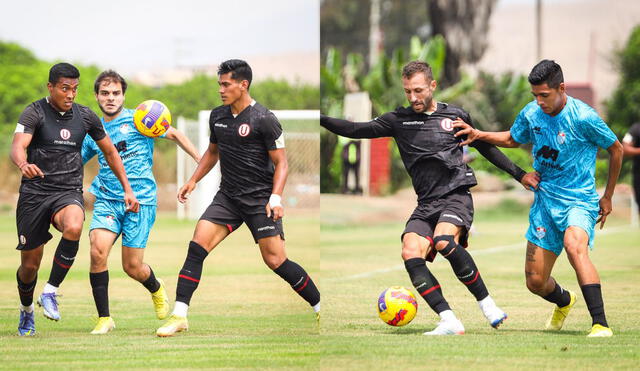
[18,310,36,336]
[37,293,61,321]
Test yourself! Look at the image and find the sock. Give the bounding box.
[542,280,571,307]
[173,301,189,318]
[21,303,34,313]
[141,266,161,293]
[176,241,209,305]
[47,237,79,287]
[17,270,37,307]
[313,302,320,313]
[581,283,608,327]
[478,295,497,312]
[439,309,457,322]
[404,257,451,314]
[43,283,57,294]
[436,236,489,301]
[273,259,320,306]
[90,271,110,317]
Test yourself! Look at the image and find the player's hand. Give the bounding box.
[520,171,540,191]
[124,191,140,213]
[596,196,612,229]
[266,194,284,221]
[19,163,44,179]
[452,118,480,146]
[178,181,196,204]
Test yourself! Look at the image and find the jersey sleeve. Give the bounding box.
[583,111,617,149]
[320,112,393,138]
[82,108,107,141]
[81,136,99,164]
[16,104,41,135]
[209,110,218,144]
[260,113,285,150]
[510,110,531,144]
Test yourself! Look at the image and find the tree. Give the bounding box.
[607,24,640,138]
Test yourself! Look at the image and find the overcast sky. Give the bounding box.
[0,0,319,75]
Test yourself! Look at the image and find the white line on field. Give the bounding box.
[325,224,631,282]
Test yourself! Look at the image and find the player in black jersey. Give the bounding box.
[623,123,640,217]
[157,59,320,337]
[10,63,139,336]
[322,61,538,335]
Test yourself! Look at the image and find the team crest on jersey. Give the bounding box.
[557,131,566,145]
[238,123,251,137]
[535,226,546,239]
[19,235,26,245]
[440,118,454,131]
[60,128,71,140]
[119,123,130,134]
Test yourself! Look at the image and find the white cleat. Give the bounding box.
[483,306,508,329]
[423,318,465,335]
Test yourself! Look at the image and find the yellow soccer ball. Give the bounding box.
[377,286,418,326]
[133,100,171,137]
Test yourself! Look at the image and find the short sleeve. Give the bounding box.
[209,110,218,144]
[583,111,617,150]
[510,110,531,144]
[82,108,107,141]
[260,113,284,150]
[16,104,41,135]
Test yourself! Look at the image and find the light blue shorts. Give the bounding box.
[525,192,598,256]
[90,198,156,248]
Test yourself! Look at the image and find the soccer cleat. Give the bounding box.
[587,324,613,338]
[156,315,188,337]
[151,278,170,320]
[18,310,36,336]
[545,290,577,331]
[37,292,61,321]
[423,318,465,336]
[482,306,508,329]
[90,317,116,335]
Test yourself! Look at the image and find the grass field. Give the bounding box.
[0,211,319,369]
[320,195,640,370]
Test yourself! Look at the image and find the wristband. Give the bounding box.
[269,194,282,207]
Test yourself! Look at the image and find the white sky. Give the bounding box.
[0,0,319,76]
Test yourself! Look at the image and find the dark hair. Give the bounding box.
[528,60,564,88]
[402,60,433,81]
[49,63,80,84]
[218,59,253,87]
[94,70,128,94]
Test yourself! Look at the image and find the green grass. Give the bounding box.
[0,212,319,370]
[320,196,640,370]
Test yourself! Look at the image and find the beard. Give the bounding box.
[99,102,124,117]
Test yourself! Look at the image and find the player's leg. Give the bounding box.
[564,226,611,337]
[88,228,118,334]
[17,246,44,336]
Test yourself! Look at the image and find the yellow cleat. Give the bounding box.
[545,290,577,331]
[587,324,613,337]
[156,315,188,337]
[151,279,170,320]
[90,317,115,335]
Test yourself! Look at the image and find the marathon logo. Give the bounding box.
[442,213,463,223]
[257,225,276,232]
[53,140,77,146]
[402,121,425,126]
[214,123,228,128]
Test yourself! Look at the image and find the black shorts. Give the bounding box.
[16,191,85,251]
[200,191,284,243]
[401,188,474,262]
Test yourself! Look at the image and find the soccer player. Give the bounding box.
[622,122,640,217]
[81,70,201,334]
[10,63,139,336]
[454,60,623,337]
[156,59,320,337]
[321,61,537,335]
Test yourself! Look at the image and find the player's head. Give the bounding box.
[94,70,127,118]
[47,63,80,112]
[402,61,437,113]
[217,59,252,106]
[528,59,566,115]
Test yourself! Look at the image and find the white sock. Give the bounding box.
[438,309,457,322]
[478,296,496,312]
[20,303,34,313]
[172,301,189,317]
[312,302,320,313]
[43,283,58,294]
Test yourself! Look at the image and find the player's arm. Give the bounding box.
[11,133,44,179]
[162,126,201,163]
[622,133,640,157]
[95,136,140,212]
[471,139,539,190]
[178,142,219,203]
[320,114,392,139]
[266,148,287,221]
[453,119,520,147]
[598,140,623,229]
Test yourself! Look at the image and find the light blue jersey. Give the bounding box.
[510,96,617,254]
[82,108,165,205]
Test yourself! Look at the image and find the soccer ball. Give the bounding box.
[133,100,171,137]
[377,286,418,326]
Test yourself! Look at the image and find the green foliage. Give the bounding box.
[607,24,640,138]
[468,146,534,180]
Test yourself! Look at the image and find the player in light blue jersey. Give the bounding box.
[82,70,200,334]
[453,60,622,337]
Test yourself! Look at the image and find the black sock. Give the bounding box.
[581,283,608,327]
[17,270,37,307]
[48,237,79,287]
[176,241,209,305]
[90,271,110,317]
[141,266,161,293]
[404,258,450,314]
[436,236,489,301]
[273,259,320,306]
[542,280,571,307]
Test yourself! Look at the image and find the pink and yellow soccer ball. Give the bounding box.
[377,286,418,326]
[133,100,171,137]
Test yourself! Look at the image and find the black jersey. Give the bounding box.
[209,101,285,199]
[321,102,525,202]
[624,122,640,176]
[16,98,106,194]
